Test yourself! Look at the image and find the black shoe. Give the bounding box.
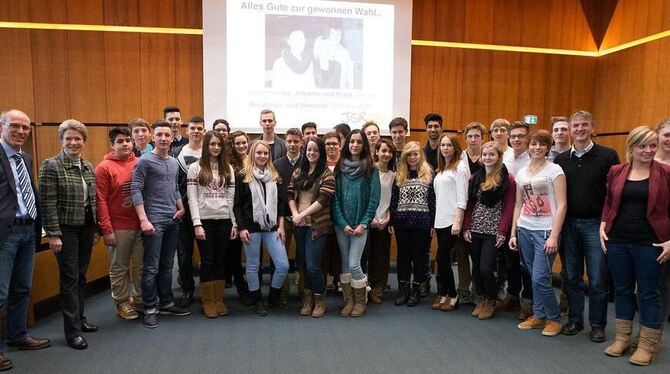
[280,289,289,308]
[561,320,584,336]
[159,305,191,316]
[252,290,268,316]
[239,289,255,307]
[67,336,88,350]
[407,283,421,307]
[143,313,158,329]
[267,287,282,308]
[80,317,98,333]
[174,292,193,308]
[590,327,606,343]
[419,280,431,297]
[394,282,410,306]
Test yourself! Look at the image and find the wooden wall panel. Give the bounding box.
[102,0,139,26]
[30,30,71,123]
[104,32,142,123]
[0,29,34,116]
[66,0,103,24]
[412,0,436,40]
[414,0,596,50]
[175,35,204,118]
[0,0,29,21]
[67,31,108,123]
[409,46,435,129]
[431,47,463,129]
[138,0,175,28]
[595,37,670,133]
[139,33,176,120]
[601,0,670,49]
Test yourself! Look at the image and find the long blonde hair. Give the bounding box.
[480,141,504,191]
[396,141,433,186]
[241,140,281,183]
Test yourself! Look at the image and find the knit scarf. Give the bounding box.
[282,48,312,74]
[249,167,278,230]
[340,158,363,179]
[469,165,509,207]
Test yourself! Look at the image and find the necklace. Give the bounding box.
[526,161,548,177]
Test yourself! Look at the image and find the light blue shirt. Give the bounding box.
[1,138,29,217]
[571,140,594,158]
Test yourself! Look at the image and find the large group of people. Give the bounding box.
[0,107,669,371]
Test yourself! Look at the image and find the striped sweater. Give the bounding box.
[287,169,336,237]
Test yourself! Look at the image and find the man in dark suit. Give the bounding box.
[0,109,51,372]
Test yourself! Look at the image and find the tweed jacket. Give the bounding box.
[39,151,97,236]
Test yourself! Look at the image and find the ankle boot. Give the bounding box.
[394,281,410,306]
[312,293,326,318]
[200,281,218,318]
[369,287,383,304]
[471,296,484,317]
[300,289,314,316]
[213,280,229,316]
[478,299,496,320]
[604,319,633,357]
[252,289,268,316]
[340,274,355,317]
[351,276,368,317]
[629,326,663,366]
[267,287,282,308]
[406,282,421,307]
[236,278,255,306]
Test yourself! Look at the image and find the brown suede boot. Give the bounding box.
[200,281,218,318]
[629,326,663,366]
[472,297,484,317]
[351,276,368,318]
[604,319,633,357]
[312,294,326,318]
[213,280,229,316]
[300,289,314,316]
[369,287,383,304]
[478,299,496,320]
[340,273,355,317]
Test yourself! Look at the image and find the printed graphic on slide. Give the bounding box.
[266,16,363,90]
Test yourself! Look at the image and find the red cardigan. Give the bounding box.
[601,160,670,243]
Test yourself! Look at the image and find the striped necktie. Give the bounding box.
[11,153,37,219]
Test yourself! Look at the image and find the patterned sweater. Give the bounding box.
[390,170,436,229]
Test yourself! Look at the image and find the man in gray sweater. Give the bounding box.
[131,120,190,329]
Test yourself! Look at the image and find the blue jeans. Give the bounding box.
[607,242,664,329]
[0,224,35,348]
[141,218,179,314]
[518,228,559,322]
[334,227,368,281]
[562,217,608,327]
[244,231,288,291]
[293,226,328,294]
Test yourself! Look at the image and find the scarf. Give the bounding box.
[249,167,278,230]
[282,48,312,74]
[469,165,509,207]
[340,158,363,179]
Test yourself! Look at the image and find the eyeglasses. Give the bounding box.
[325,142,339,147]
[8,123,32,132]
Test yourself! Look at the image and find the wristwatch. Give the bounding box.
[361,223,368,229]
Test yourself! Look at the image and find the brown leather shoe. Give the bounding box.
[6,336,51,351]
[0,353,13,371]
[495,295,520,312]
[369,287,383,304]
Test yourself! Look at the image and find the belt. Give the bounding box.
[14,217,34,226]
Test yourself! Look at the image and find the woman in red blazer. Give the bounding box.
[599,126,670,366]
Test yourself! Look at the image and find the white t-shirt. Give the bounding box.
[503,148,530,177]
[515,162,564,231]
[433,160,470,229]
[374,169,395,222]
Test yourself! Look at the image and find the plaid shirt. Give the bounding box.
[39,151,97,236]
